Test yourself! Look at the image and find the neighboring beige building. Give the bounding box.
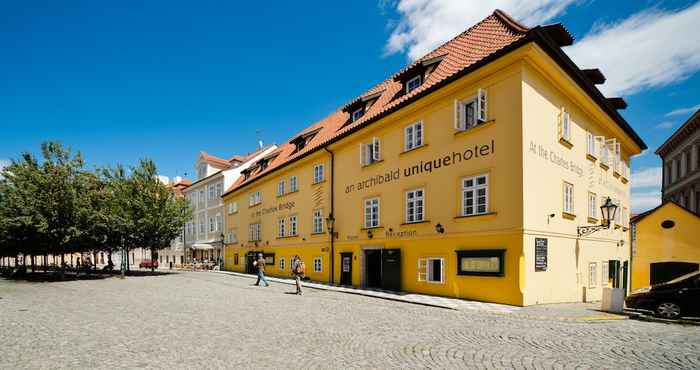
[184,146,276,264]
[657,109,700,214]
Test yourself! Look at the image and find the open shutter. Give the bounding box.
[415,122,423,146]
[477,88,487,122]
[605,139,616,166]
[417,258,427,282]
[372,137,380,161]
[360,143,366,166]
[594,136,605,159]
[454,99,464,130]
[557,107,564,139]
[614,142,621,172]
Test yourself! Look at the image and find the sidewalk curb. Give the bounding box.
[211,270,459,311]
[625,311,700,326]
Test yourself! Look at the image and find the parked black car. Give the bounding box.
[625,271,700,319]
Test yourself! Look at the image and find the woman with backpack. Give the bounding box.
[291,255,305,295]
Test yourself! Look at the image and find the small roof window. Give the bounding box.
[406,75,422,94]
[352,107,365,122]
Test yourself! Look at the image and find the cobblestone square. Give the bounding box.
[1,271,698,369]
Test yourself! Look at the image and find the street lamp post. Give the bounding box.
[220,232,225,270]
[577,197,618,237]
[325,213,335,284]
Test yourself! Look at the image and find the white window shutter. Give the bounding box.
[360,143,366,166]
[440,259,445,283]
[454,99,464,130]
[417,258,426,282]
[557,108,563,139]
[372,137,380,161]
[477,88,487,122]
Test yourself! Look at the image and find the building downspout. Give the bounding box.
[324,147,335,285]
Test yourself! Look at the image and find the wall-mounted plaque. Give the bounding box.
[535,238,547,272]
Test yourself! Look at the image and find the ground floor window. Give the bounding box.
[279,257,285,271]
[313,257,322,273]
[588,262,597,288]
[234,254,239,265]
[456,249,505,276]
[418,257,444,283]
[601,261,609,286]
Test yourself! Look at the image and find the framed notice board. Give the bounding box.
[535,238,547,272]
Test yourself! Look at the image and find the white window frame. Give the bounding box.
[216,183,223,197]
[289,176,298,192]
[406,75,422,93]
[559,107,571,142]
[216,213,222,232]
[589,262,597,288]
[289,215,298,236]
[313,209,324,234]
[563,182,574,215]
[361,137,381,166]
[352,107,364,122]
[249,223,261,242]
[313,164,324,184]
[588,192,597,219]
[277,179,285,196]
[405,188,425,223]
[208,185,215,200]
[417,257,445,284]
[249,191,261,206]
[313,257,322,273]
[199,190,205,207]
[228,202,238,214]
[279,257,285,271]
[587,131,596,157]
[404,121,424,151]
[277,217,286,238]
[461,174,488,216]
[209,217,215,233]
[601,261,609,286]
[364,197,380,228]
[454,89,487,131]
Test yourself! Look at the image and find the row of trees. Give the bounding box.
[0,141,192,274]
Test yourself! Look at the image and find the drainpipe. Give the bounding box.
[324,147,335,285]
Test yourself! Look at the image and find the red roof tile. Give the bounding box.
[223,9,644,196]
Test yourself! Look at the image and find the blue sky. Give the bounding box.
[2,1,699,212]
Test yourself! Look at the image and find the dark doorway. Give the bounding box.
[381,249,402,291]
[650,262,699,286]
[340,252,353,286]
[246,251,262,274]
[622,260,629,295]
[365,249,382,288]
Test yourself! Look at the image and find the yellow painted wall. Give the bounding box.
[520,49,634,304]
[222,43,643,306]
[631,203,700,290]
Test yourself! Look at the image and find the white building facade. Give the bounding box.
[184,147,276,264]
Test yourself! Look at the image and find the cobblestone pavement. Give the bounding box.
[1,272,699,370]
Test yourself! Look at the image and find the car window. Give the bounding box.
[665,271,700,285]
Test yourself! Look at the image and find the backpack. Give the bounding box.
[295,261,306,275]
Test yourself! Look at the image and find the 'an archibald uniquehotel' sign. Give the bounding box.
[345,140,495,194]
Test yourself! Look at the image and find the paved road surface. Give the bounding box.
[1,271,698,369]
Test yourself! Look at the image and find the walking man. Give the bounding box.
[254,253,269,287]
[291,255,304,295]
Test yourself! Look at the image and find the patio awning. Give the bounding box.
[191,243,215,250]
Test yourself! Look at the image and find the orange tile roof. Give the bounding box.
[224,9,645,196]
[200,151,231,167]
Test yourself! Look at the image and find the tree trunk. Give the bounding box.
[150,249,155,272]
[31,255,35,273]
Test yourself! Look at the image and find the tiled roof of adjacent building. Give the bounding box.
[199,152,231,167]
[656,108,700,156]
[224,9,646,197]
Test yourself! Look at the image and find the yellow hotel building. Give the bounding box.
[222,10,646,306]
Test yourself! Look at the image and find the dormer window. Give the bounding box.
[352,107,364,122]
[406,75,422,94]
[291,129,320,154]
[198,163,207,179]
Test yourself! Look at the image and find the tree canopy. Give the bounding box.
[0,142,191,271]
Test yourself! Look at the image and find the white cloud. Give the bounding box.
[566,3,700,96]
[655,121,674,129]
[384,0,575,60]
[631,190,662,213]
[630,166,662,213]
[631,166,662,189]
[665,103,700,117]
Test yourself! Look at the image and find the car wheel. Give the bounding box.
[655,302,682,319]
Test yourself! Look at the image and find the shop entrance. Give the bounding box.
[363,248,401,291]
[245,251,262,274]
[340,252,353,286]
